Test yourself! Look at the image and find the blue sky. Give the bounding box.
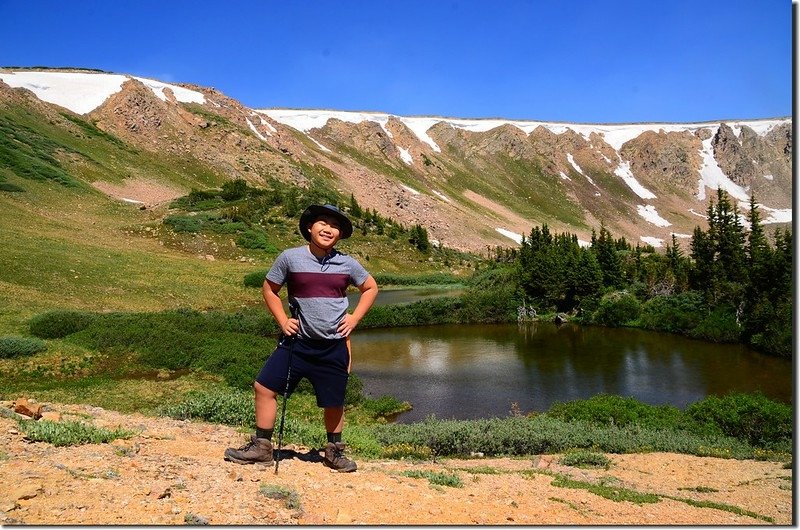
[0,0,792,123]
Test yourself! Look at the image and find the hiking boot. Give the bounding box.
[224,435,273,465]
[323,441,357,472]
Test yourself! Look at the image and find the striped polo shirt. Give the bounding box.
[266,246,370,340]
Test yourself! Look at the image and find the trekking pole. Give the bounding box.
[275,306,298,475]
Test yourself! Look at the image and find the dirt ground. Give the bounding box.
[0,402,792,525]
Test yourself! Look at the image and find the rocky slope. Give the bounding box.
[0,67,792,251]
[0,401,792,525]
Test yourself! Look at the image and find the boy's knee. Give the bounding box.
[254,381,277,398]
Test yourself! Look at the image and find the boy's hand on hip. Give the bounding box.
[337,314,360,337]
[281,318,299,336]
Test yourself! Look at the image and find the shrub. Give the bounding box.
[591,292,641,327]
[243,269,268,288]
[260,484,302,511]
[360,395,411,419]
[0,181,25,192]
[639,292,706,334]
[345,373,364,406]
[29,309,97,339]
[684,392,792,448]
[382,443,433,460]
[0,336,47,358]
[164,214,203,233]
[372,272,462,286]
[401,470,463,488]
[220,179,249,201]
[559,450,611,469]
[689,306,741,343]
[17,419,135,446]
[236,229,277,252]
[546,394,682,431]
[160,388,255,426]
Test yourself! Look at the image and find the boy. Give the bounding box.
[224,204,378,472]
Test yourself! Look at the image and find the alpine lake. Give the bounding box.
[347,288,793,423]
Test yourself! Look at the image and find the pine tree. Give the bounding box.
[349,193,363,219]
[593,224,623,288]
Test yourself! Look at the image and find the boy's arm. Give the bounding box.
[337,274,378,337]
[262,279,299,336]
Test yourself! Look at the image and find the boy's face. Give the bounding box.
[307,214,342,250]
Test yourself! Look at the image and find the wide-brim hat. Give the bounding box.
[299,204,353,241]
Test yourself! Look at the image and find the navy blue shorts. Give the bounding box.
[256,337,350,408]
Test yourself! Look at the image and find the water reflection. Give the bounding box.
[351,323,792,423]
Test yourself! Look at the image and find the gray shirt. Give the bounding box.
[266,246,370,340]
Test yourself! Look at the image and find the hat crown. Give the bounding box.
[299,204,353,241]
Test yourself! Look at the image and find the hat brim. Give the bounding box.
[299,204,353,241]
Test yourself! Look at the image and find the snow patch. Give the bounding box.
[640,236,664,248]
[559,171,571,181]
[246,117,269,140]
[763,174,774,181]
[637,204,672,227]
[398,147,413,165]
[697,136,750,201]
[614,160,656,199]
[432,190,450,202]
[757,205,793,224]
[567,153,597,186]
[401,184,420,195]
[496,227,522,244]
[258,116,277,133]
[132,76,205,105]
[671,233,692,239]
[0,70,205,114]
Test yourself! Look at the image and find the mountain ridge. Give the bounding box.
[0,68,791,252]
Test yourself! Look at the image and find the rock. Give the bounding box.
[184,513,209,525]
[14,398,42,419]
[11,483,43,501]
[40,411,61,422]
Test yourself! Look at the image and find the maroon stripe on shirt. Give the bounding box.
[288,271,350,298]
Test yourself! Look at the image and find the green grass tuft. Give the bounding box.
[17,419,135,446]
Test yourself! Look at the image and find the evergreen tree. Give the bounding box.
[593,224,623,288]
[349,193,363,219]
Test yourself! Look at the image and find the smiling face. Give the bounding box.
[307,214,342,252]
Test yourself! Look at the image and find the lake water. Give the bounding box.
[350,322,793,423]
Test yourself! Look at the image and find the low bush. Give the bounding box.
[160,388,255,427]
[0,336,47,358]
[684,392,792,448]
[372,272,462,286]
[259,484,302,511]
[546,394,683,431]
[360,297,463,328]
[591,292,641,327]
[0,181,25,192]
[360,395,411,419]
[17,419,135,446]
[559,450,611,469]
[689,306,741,343]
[639,292,706,334]
[164,214,203,233]
[236,229,277,252]
[29,309,97,339]
[243,269,267,288]
[401,470,463,488]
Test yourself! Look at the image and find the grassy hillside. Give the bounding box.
[0,101,479,336]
